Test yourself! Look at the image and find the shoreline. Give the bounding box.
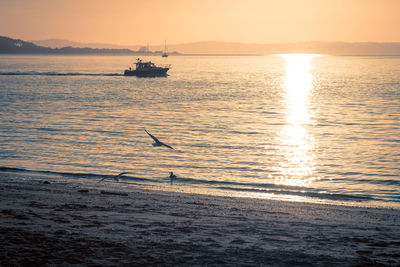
[1,167,397,210]
[1,172,400,266]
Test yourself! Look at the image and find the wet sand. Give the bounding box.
[0,172,399,266]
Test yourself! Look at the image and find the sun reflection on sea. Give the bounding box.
[274,54,320,187]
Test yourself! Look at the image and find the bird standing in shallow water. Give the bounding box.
[144,128,174,150]
[169,172,177,184]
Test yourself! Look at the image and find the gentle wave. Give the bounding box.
[0,167,152,182]
[0,166,377,203]
[0,71,123,76]
[323,177,400,187]
[216,187,375,202]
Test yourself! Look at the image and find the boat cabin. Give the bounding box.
[135,59,157,69]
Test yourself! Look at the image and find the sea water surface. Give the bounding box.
[0,55,399,208]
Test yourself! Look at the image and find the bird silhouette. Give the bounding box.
[144,128,174,150]
[169,172,177,184]
[99,172,131,182]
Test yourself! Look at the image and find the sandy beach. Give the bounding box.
[0,172,399,266]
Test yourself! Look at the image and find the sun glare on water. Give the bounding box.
[274,54,320,187]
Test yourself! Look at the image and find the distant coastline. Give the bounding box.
[2,35,400,55]
[0,36,180,56]
[168,41,400,56]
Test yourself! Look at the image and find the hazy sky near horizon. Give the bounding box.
[1,0,399,45]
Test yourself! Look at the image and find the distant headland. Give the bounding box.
[1,36,400,55]
[0,36,180,56]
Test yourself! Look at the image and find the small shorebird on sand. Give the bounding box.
[144,128,174,150]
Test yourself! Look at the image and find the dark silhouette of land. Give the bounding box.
[30,38,142,50]
[0,36,179,55]
[2,36,400,55]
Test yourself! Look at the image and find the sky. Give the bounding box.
[1,0,399,46]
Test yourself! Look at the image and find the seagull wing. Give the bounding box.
[161,142,174,150]
[144,129,161,144]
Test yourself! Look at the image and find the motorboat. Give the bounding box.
[124,58,170,77]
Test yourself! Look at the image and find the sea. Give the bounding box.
[0,54,399,208]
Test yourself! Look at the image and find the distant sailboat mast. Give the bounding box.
[162,40,168,57]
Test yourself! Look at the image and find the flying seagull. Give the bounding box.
[144,128,174,150]
[99,172,131,182]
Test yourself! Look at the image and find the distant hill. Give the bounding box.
[0,36,53,54]
[30,38,141,51]
[35,39,400,55]
[3,36,400,55]
[166,41,400,55]
[31,38,181,55]
[0,36,169,55]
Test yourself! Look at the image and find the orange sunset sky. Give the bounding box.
[1,0,399,46]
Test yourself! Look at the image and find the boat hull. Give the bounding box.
[124,68,169,77]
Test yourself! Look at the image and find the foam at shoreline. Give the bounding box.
[1,166,398,209]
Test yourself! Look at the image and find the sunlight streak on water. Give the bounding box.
[274,54,319,187]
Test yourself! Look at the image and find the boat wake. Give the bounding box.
[0,71,123,77]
